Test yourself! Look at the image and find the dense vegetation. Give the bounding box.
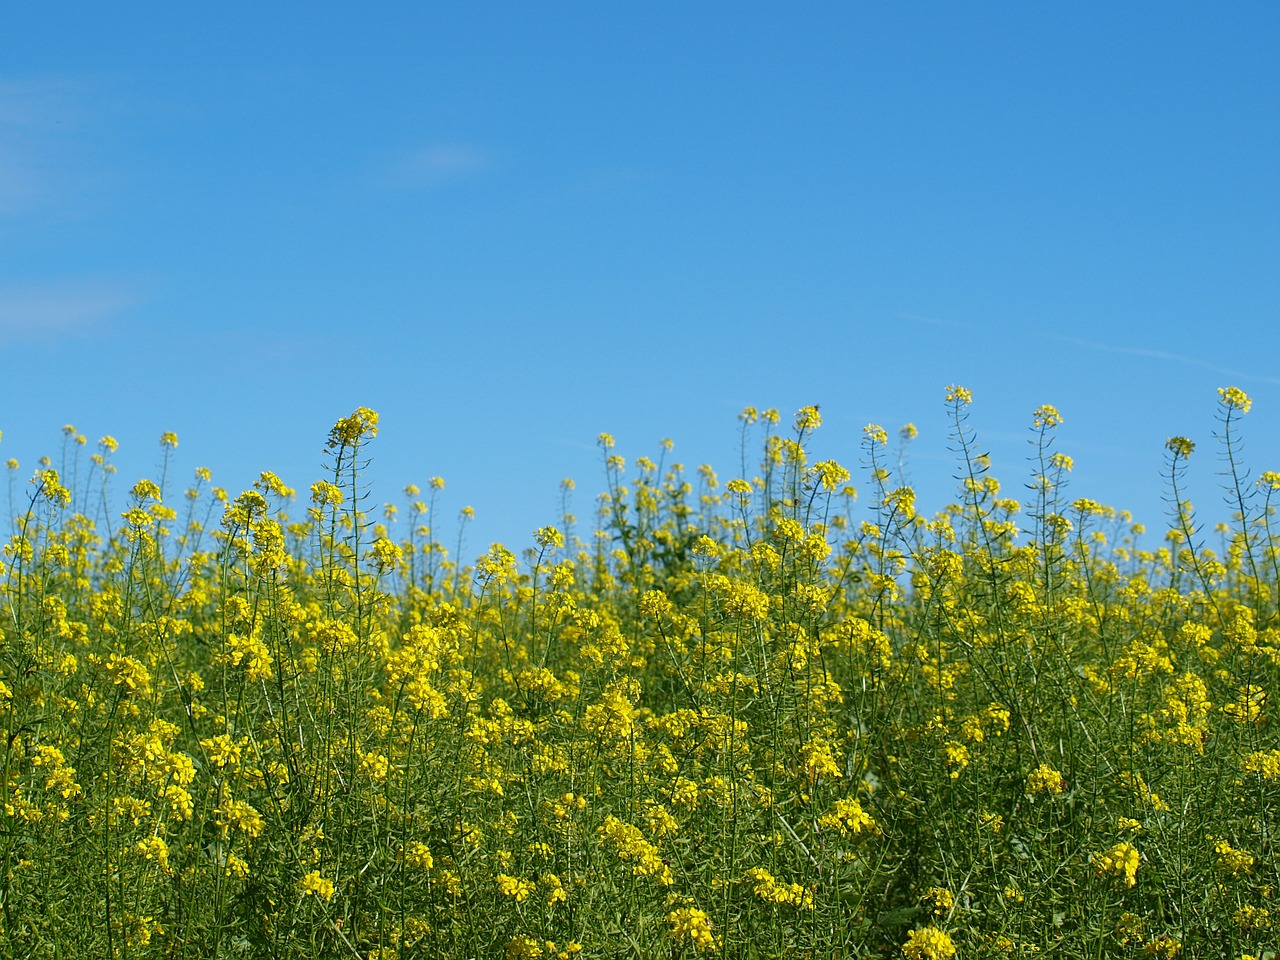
[1,388,1276,959]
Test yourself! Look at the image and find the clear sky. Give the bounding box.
[3,3,1278,558]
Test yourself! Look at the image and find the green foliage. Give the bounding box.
[0,390,1277,959]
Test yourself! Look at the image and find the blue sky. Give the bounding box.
[2,3,1278,558]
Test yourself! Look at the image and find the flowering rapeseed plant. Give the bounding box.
[902,926,957,959]
[0,393,1276,958]
[1093,842,1142,888]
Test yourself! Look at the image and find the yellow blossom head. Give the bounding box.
[794,405,822,431]
[1218,386,1252,413]
[902,925,956,960]
[327,407,379,449]
[1033,404,1063,428]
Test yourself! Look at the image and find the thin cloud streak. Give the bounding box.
[392,144,490,187]
[0,282,138,342]
[0,157,40,214]
[1036,331,1280,387]
[0,76,82,126]
[899,310,1280,387]
[0,74,94,215]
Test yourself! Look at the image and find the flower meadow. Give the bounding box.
[1,388,1278,960]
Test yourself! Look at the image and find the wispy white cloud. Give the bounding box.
[0,75,98,215]
[0,76,83,126]
[898,310,1280,387]
[389,143,490,187]
[1036,331,1280,387]
[0,158,40,215]
[0,281,138,342]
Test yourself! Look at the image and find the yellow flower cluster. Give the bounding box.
[495,873,536,902]
[902,926,957,960]
[3,395,1279,956]
[667,905,717,952]
[1092,842,1141,887]
[1242,749,1280,780]
[744,867,814,910]
[598,816,673,886]
[817,797,879,837]
[1026,763,1066,795]
[298,870,335,901]
[1213,838,1255,877]
[1218,386,1252,413]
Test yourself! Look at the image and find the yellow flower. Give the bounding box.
[794,405,822,431]
[200,734,243,768]
[503,937,544,959]
[1218,386,1252,413]
[215,798,265,840]
[1142,934,1182,957]
[1026,763,1066,795]
[1222,685,1265,725]
[33,469,72,508]
[1243,749,1280,780]
[1033,404,1063,428]
[533,526,564,549]
[358,750,390,782]
[309,480,344,507]
[1092,842,1141,887]
[224,853,250,879]
[942,742,970,777]
[328,407,379,448]
[403,841,433,871]
[597,815,673,885]
[161,785,194,821]
[921,887,955,917]
[812,459,851,491]
[800,736,843,785]
[902,925,957,959]
[1213,838,1254,876]
[818,798,879,837]
[1232,904,1270,932]
[496,874,536,902]
[298,870,335,901]
[254,470,295,498]
[370,536,403,571]
[101,653,152,695]
[667,906,717,952]
[133,836,171,875]
[542,873,568,905]
[744,867,814,909]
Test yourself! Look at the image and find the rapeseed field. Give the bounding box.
[1,388,1276,959]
